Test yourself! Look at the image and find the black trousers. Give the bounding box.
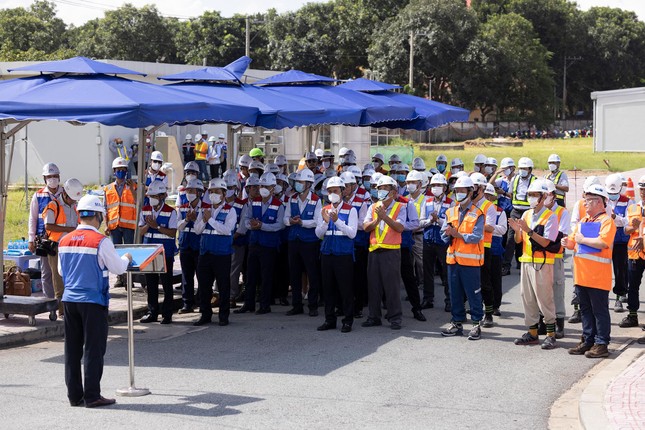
[481,248,493,311]
[627,258,645,312]
[145,257,174,318]
[64,301,108,404]
[197,253,231,322]
[288,240,321,309]
[612,243,629,296]
[503,208,528,267]
[354,246,369,313]
[245,244,277,311]
[423,242,449,304]
[180,248,199,308]
[273,241,290,300]
[321,254,354,325]
[491,254,503,309]
[401,247,422,312]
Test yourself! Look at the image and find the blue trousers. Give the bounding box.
[576,285,611,345]
[109,226,134,245]
[196,160,209,182]
[448,264,483,323]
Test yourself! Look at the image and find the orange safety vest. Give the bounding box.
[445,204,484,267]
[477,198,493,248]
[577,198,586,221]
[572,212,616,290]
[194,141,208,161]
[104,182,137,231]
[368,201,402,252]
[518,208,556,264]
[42,200,66,243]
[627,203,645,260]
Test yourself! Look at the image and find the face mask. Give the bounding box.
[608,193,620,201]
[451,167,461,175]
[519,169,529,178]
[473,165,481,173]
[46,178,59,189]
[259,188,271,198]
[406,183,418,193]
[294,182,305,193]
[455,192,468,202]
[548,163,558,172]
[148,197,160,207]
[377,189,390,201]
[503,168,511,177]
[274,185,283,195]
[186,174,197,182]
[484,166,493,175]
[437,164,446,173]
[396,174,406,183]
[151,161,162,171]
[373,160,382,168]
[186,193,197,202]
[250,172,259,179]
[328,193,341,204]
[322,161,331,169]
[210,193,222,205]
[528,196,540,208]
[363,180,371,190]
[226,189,236,198]
[115,170,127,180]
[431,186,443,197]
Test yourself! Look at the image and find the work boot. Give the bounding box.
[514,332,539,346]
[619,314,639,328]
[568,309,581,324]
[613,299,625,313]
[537,315,546,335]
[501,265,510,276]
[568,337,593,355]
[555,318,565,339]
[540,335,557,350]
[482,313,494,328]
[584,344,609,358]
[114,274,125,288]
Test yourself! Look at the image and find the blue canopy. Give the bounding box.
[339,78,402,92]
[160,56,252,84]
[254,69,337,86]
[8,56,146,76]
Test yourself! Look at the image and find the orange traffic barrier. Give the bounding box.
[626,177,635,199]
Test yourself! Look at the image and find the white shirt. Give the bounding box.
[315,203,358,239]
[548,202,571,235]
[346,193,368,231]
[493,210,508,237]
[475,196,498,229]
[58,225,130,277]
[607,197,634,228]
[28,185,62,242]
[363,199,407,231]
[194,203,237,235]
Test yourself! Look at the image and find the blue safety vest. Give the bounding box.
[423,196,452,245]
[288,193,319,242]
[249,197,282,248]
[142,203,176,259]
[231,197,248,246]
[200,204,234,255]
[35,187,59,236]
[352,197,369,248]
[320,203,354,256]
[613,195,631,244]
[491,206,505,256]
[178,200,210,251]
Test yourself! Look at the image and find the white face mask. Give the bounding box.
[455,192,468,203]
[431,186,443,197]
[503,168,512,177]
[274,185,283,195]
[46,178,59,189]
[226,189,236,198]
[322,160,331,169]
[451,167,461,175]
[519,169,529,178]
[484,166,493,174]
[259,188,271,198]
[186,193,197,202]
[328,193,341,204]
[210,193,222,205]
[186,174,197,182]
[548,163,558,172]
[148,197,160,207]
[151,161,162,171]
[528,196,540,208]
[406,183,418,194]
[473,165,481,173]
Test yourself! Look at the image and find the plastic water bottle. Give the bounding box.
[8,240,15,250]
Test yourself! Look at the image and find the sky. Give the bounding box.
[0,0,642,26]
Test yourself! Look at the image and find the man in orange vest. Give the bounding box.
[440,176,485,340]
[509,179,560,350]
[193,133,210,182]
[562,184,616,358]
[362,175,407,330]
[103,157,137,288]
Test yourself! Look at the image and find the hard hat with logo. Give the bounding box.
[42,162,60,176]
[249,160,264,171]
[500,157,515,168]
[347,165,362,178]
[208,136,217,142]
[276,173,288,184]
[454,176,474,189]
[305,151,317,161]
[431,173,447,185]
[265,163,280,175]
[184,161,200,172]
[543,179,556,194]
[469,172,488,187]
[362,167,375,178]
[222,172,239,189]
[371,172,384,185]
[185,178,205,191]
[185,134,192,140]
[389,154,401,163]
[315,148,324,158]
[340,171,356,184]
[343,153,357,165]
[484,183,497,196]
[548,154,561,163]
[63,178,84,201]
[451,158,464,168]
[238,154,252,168]
[208,178,227,191]
[518,157,534,168]
[77,195,105,215]
[412,157,426,170]
[586,184,609,200]
[326,176,345,189]
[372,153,385,163]
[473,154,487,164]
[151,151,164,162]
[271,154,286,166]
[436,154,448,163]
[246,176,260,187]
[259,172,276,186]
[249,147,265,158]
[112,157,128,169]
[583,176,601,192]
[406,170,424,182]
[146,181,167,196]
[338,147,349,157]
[527,179,549,194]
[377,175,398,188]
[605,173,623,194]
[486,157,498,166]
[296,168,315,183]
[398,163,410,172]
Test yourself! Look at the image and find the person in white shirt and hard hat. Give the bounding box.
[473,154,487,174]
[222,170,246,308]
[145,150,169,190]
[402,170,427,321]
[544,154,569,206]
[483,183,507,317]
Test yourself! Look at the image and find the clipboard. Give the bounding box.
[578,222,601,254]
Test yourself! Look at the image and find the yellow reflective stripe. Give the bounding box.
[575,253,611,264]
[414,198,423,217]
[484,243,491,248]
[368,243,400,252]
[519,255,554,264]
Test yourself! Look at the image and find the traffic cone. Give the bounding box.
[626,177,635,199]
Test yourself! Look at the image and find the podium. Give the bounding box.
[114,244,166,397]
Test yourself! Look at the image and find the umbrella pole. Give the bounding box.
[134,128,146,245]
[0,121,6,295]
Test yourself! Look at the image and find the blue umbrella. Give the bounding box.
[160,56,250,84]
[339,77,402,91]
[8,56,147,76]
[253,69,337,86]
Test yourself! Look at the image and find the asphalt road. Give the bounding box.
[0,258,635,430]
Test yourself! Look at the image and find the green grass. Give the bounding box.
[415,137,645,173]
[3,190,31,244]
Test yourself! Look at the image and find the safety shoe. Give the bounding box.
[568,340,593,355]
[441,322,463,337]
[584,344,609,358]
[568,310,581,324]
[540,335,557,350]
[620,294,629,303]
[492,308,501,317]
[178,306,193,314]
[613,300,625,313]
[482,314,493,328]
[501,265,510,276]
[467,325,481,341]
[619,314,639,328]
[514,332,539,346]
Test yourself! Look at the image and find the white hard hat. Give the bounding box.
[454,176,474,189]
[500,157,515,168]
[362,167,375,178]
[296,168,315,183]
[184,161,200,172]
[583,176,601,192]
[146,181,167,196]
[63,178,83,201]
[371,172,384,184]
[484,183,497,196]
[420,171,429,188]
[326,176,345,189]
[305,151,318,161]
[412,157,426,171]
[265,163,280,175]
[431,173,447,185]
[377,175,398,187]
[219,133,226,139]
[343,153,357,165]
[315,148,324,158]
[185,134,192,140]
[249,160,264,171]
[324,168,336,178]
[239,154,252,168]
[195,133,202,140]
[389,154,401,163]
[518,157,534,168]
[548,154,561,163]
[185,178,205,191]
[406,170,424,182]
[486,157,498,166]
[372,153,385,163]
[586,184,609,200]
[543,179,556,194]
[222,172,239,188]
[112,157,128,169]
[605,173,623,194]
[527,179,549,194]
[322,150,334,159]
[338,147,349,157]
[451,158,464,167]
[638,175,645,189]
[77,195,105,214]
[276,173,288,184]
[390,163,402,172]
[259,172,277,186]
[436,154,448,163]
[454,171,468,179]
[474,154,487,164]
[42,162,60,176]
[620,174,627,184]
[469,172,488,187]
[208,178,227,191]
[274,154,287,166]
[133,135,139,144]
[398,163,410,172]
[151,151,164,162]
[208,136,217,142]
[340,171,356,184]
[347,165,362,178]
[245,177,260,187]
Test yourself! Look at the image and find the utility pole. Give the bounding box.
[562,56,582,120]
[245,16,250,57]
[408,31,414,90]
